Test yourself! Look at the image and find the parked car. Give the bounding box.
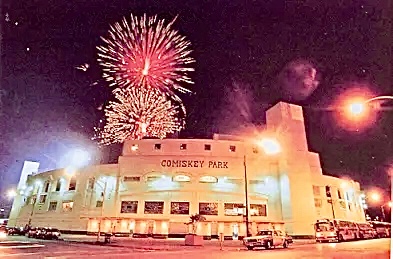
[27,227,42,238]
[243,230,290,250]
[286,234,293,243]
[7,227,26,236]
[357,223,376,239]
[38,228,61,240]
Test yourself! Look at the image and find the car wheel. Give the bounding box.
[283,241,288,248]
[247,246,253,250]
[338,234,343,242]
[265,241,272,249]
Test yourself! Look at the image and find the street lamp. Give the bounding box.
[243,137,281,237]
[346,95,393,118]
[370,192,381,203]
[380,201,392,222]
[93,177,109,242]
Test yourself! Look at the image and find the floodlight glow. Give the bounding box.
[65,167,76,176]
[258,138,281,155]
[66,149,91,168]
[370,192,381,202]
[7,189,17,198]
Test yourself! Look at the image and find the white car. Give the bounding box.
[243,230,290,250]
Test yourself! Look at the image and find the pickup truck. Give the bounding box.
[243,230,290,250]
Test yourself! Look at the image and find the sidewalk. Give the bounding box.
[60,234,315,250]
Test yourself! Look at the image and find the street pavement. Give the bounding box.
[0,235,390,259]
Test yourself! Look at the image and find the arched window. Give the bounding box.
[172,175,191,182]
[199,176,218,183]
[43,180,50,193]
[68,176,77,191]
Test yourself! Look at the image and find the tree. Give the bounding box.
[186,214,206,235]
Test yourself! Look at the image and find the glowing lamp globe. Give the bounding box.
[348,102,365,116]
[259,138,281,155]
[370,192,381,202]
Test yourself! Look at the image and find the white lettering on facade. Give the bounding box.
[160,160,228,169]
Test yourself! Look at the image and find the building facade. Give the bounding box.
[8,102,366,238]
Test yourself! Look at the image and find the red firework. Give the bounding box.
[97,14,195,97]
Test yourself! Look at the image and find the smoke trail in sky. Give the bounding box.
[277,59,319,101]
[217,81,267,134]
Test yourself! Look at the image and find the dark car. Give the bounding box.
[27,227,42,238]
[286,234,293,243]
[39,228,61,240]
[7,227,26,236]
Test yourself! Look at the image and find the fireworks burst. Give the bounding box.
[97,14,195,98]
[95,87,183,145]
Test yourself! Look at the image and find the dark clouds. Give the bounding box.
[278,59,320,102]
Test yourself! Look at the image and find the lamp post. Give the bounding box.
[243,155,251,237]
[380,201,392,222]
[96,179,108,242]
[28,182,41,226]
[243,137,281,238]
[324,185,336,220]
[346,95,393,117]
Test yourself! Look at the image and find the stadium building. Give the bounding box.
[8,102,366,238]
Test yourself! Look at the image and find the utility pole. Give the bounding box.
[97,180,107,242]
[243,155,251,237]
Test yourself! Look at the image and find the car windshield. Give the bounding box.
[257,231,272,236]
[316,222,334,231]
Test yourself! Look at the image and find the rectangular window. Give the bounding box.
[87,177,95,190]
[55,180,61,192]
[314,198,322,208]
[68,177,77,191]
[337,189,343,199]
[146,176,161,181]
[199,176,218,183]
[325,186,331,198]
[144,201,164,214]
[180,144,187,150]
[250,204,267,216]
[44,181,50,193]
[199,202,218,215]
[124,176,141,182]
[48,201,57,211]
[120,201,138,213]
[38,194,47,204]
[313,186,320,196]
[345,192,350,201]
[170,202,190,215]
[229,145,236,152]
[154,144,161,150]
[62,201,74,212]
[204,144,211,151]
[96,200,103,207]
[224,203,244,216]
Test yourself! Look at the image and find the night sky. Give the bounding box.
[1,1,392,205]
